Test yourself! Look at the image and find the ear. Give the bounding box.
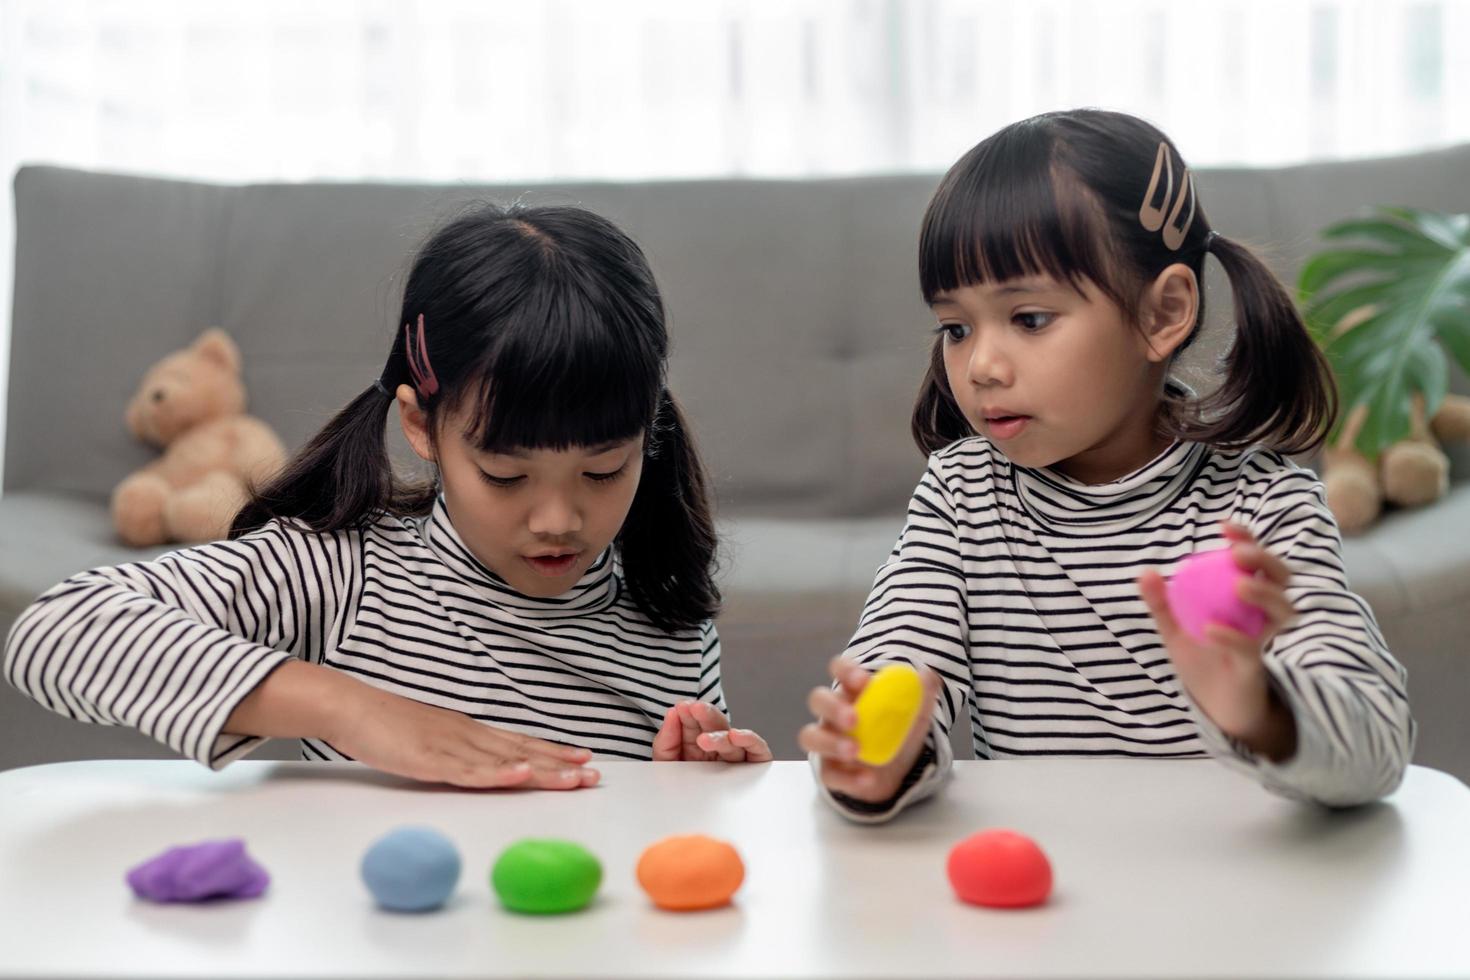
[192,328,241,374]
[1140,264,1199,364]
[396,385,435,462]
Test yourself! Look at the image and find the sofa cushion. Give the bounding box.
[0,492,171,626]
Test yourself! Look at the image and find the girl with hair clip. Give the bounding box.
[5,203,770,788]
[800,109,1414,822]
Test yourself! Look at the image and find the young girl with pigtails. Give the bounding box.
[800,109,1414,822]
[6,203,771,787]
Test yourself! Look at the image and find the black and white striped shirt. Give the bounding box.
[4,497,724,768]
[823,437,1415,822]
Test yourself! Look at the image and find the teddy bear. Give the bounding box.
[111,329,288,546]
[1322,392,1470,535]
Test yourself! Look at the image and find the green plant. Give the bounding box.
[1298,207,1470,458]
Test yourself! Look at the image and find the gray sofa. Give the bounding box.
[4,149,1468,778]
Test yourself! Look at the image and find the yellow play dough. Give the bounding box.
[849,663,924,765]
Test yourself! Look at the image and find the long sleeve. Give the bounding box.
[698,622,728,715]
[3,521,358,769]
[814,454,973,823]
[1189,471,1416,806]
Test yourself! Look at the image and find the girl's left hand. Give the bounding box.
[1138,522,1299,760]
[651,700,774,763]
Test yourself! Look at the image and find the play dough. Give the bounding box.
[125,838,269,903]
[636,834,745,911]
[491,839,602,914]
[946,829,1052,908]
[850,663,924,765]
[1165,548,1267,642]
[360,826,462,912]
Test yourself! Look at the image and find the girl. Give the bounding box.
[800,109,1414,821]
[5,203,770,789]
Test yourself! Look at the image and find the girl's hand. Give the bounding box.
[1139,522,1299,761]
[326,683,600,790]
[798,656,942,803]
[651,700,774,763]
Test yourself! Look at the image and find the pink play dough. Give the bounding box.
[1165,549,1267,642]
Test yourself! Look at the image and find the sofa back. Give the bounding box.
[8,145,1470,517]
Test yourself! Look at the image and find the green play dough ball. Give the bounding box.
[490,839,602,914]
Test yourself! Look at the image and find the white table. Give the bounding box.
[0,759,1466,978]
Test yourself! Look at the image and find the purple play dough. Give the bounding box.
[126,839,270,903]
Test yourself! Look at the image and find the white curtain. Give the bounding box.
[2,0,1467,481]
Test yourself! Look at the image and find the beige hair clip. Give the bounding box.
[1138,141,1196,250]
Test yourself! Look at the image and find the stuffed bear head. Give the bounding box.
[124,329,247,447]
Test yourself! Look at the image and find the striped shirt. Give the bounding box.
[4,497,723,769]
[822,437,1415,822]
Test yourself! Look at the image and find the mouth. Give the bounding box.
[982,412,1032,441]
[523,551,583,577]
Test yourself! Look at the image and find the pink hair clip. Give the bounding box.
[404,314,440,397]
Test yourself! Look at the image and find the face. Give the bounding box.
[399,389,644,597]
[930,269,1195,484]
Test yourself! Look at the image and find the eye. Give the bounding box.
[934,323,971,343]
[586,465,627,484]
[477,470,524,488]
[1014,311,1055,332]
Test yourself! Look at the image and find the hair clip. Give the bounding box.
[1139,141,1197,250]
[404,314,440,397]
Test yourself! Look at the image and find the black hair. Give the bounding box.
[912,108,1337,458]
[232,203,719,633]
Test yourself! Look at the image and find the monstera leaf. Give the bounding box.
[1298,207,1470,458]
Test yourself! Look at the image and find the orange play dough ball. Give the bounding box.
[636,835,745,911]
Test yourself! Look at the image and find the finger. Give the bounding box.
[651,706,683,761]
[1220,521,1257,545]
[694,729,748,762]
[494,729,594,765]
[525,764,601,791]
[827,656,870,700]
[726,728,774,763]
[798,721,859,762]
[441,760,533,790]
[674,701,714,760]
[687,700,732,734]
[1229,542,1292,588]
[519,751,601,789]
[1138,569,1181,641]
[1237,578,1295,631]
[807,687,857,732]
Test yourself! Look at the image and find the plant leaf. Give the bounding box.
[1300,208,1470,457]
[1298,249,1419,299]
[1321,216,1449,258]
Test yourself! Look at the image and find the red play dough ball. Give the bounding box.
[946,830,1052,908]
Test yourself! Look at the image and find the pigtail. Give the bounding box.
[616,390,721,632]
[911,338,975,457]
[230,384,434,537]
[1174,235,1339,456]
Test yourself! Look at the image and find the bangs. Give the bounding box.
[460,277,661,454]
[919,124,1120,307]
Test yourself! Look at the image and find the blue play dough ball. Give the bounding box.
[360,826,462,912]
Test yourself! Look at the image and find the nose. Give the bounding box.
[526,491,583,538]
[151,389,166,403]
[966,329,1012,388]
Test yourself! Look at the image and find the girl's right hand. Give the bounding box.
[327,682,600,791]
[798,656,941,803]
